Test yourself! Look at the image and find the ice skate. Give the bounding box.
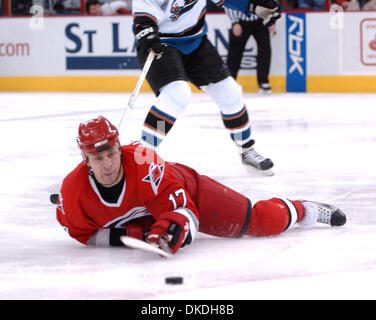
[259,83,272,94]
[241,146,274,176]
[299,200,347,228]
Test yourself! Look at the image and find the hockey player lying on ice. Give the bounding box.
[55,116,346,254]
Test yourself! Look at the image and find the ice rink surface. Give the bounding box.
[0,92,375,300]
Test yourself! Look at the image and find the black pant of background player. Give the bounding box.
[227,19,271,87]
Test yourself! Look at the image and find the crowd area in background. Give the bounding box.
[0,0,375,16]
[284,0,376,10]
[0,0,131,16]
[207,0,375,10]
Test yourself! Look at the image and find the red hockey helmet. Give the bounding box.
[77,116,119,153]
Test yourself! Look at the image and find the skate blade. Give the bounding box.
[262,168,275,176]
[244,165,275,176]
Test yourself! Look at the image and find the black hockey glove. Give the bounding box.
[250,0,281,27]
[135,24,165,59]
[147,212,192,254]
[166,223,192,249]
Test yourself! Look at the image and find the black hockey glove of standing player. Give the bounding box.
[250,0,281,27]
[135,24,165,59]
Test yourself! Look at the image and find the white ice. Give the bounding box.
[0,92,376,300]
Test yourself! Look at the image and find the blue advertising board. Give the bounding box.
[286,13,306,92]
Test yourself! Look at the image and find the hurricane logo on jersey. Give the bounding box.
[170,0,198,21]
[142,163,165,195]
[56,193,65,215]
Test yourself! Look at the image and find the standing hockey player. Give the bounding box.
[54,116,346,254]
[132,0,281,174]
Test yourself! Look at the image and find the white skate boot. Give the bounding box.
[241,146,274,175]
[298,200,347,228]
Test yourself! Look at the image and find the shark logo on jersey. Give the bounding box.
[170,0,198,21]
[142,163,165,195]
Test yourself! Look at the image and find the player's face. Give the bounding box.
[86,144,123,187]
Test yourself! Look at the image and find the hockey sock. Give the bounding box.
[141,81,190,150]
[221,106,253,149]
[141,106,176,150]
[246,198,305,236]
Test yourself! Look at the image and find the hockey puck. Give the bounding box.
[165,276,183,285]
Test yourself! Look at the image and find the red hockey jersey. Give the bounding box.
[56,143,199,245]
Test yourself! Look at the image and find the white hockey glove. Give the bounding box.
[251,0,281,27]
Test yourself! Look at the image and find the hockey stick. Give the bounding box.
[120,236,173,258]
[118,50,156,136]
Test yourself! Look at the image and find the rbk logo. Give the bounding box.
[142,163,165,195]
[170,0,198,21]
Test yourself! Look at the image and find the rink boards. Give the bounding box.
[0,12,376,92]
